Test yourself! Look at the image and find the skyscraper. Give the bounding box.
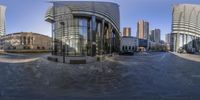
[0,5,6,36]
[123,27,131,37]
[165,33,171,44]
[150,29,161,43]
[137,20,149,39]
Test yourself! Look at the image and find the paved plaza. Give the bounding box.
[0,52,200,100]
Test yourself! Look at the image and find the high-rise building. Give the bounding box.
[150,29,161,43]
[137,20,149,39]
[123,27,131,37]
[165,33,171,44]
[0,5,6,36]
[171,4,200,52]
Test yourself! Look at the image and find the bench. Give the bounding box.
[47,57,58,62]
[70,59,86,64]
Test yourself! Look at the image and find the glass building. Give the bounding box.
[171,4,200,52]
[45,1,120,57]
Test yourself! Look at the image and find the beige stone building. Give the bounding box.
[137,20,149,39]
[123,27,131,37]
[0,32,51,52]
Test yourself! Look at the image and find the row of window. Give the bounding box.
[6,46,47,50]
[20,36,34,45]
[122,46,135,51]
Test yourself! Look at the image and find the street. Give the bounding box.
[0,52,200,100]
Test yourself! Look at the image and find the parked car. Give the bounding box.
[178,48,184,53]
[187,48,195,54]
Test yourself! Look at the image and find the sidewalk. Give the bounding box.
[195,52,200,55]
[171,52,200,62]
[47,55,96,64]
[0,52,27,57]
[47,53,120,64]
[134,52,152,56]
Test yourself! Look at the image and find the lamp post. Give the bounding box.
[60,22,65,63]
[51,21,55,55]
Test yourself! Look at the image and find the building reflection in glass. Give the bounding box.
[45,1,120,56]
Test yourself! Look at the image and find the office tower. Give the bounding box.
[165,33,171,44]
[150,29,161,43]
[137,20,149,40]
[123,27,131,37]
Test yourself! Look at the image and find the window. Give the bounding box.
[23,37,26,45]
[13,46,16,50]
[27,46,30,50]
[42,47,45,50]
[20,37,23,45]
[132,46,134,51]
[28,37,31,45]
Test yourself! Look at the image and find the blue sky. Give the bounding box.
[0,0,200,40]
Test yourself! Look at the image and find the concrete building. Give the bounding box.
[171,4,200,52]
[120,36,138,54]
[0,32,51,52]
[150,29,161,43]
[0,5,6,36]
[45,1,120,57]
[137,20,149,40]
[123,27,131,37]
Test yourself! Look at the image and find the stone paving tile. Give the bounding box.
[0,52,200,100]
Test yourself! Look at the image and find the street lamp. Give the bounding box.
[60,22,65,63]
[51,21,55,55]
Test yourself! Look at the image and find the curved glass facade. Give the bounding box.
[172,4,200,52]
[53,18,89,56]
[45,1,120,56]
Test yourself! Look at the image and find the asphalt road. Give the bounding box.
[0,52,200,100]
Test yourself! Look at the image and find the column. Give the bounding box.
[31,37,33,48]
[183,34,186,50]
[52,23,54,55]
[20,37,23,45]
[186,34,188,50]
[176,33,180,52]
[26,36,28,45]
[172,33,176,52]
[108,23,112,54]
[91,16,96,56]
[195,36,197,51]
[100,19,105,55]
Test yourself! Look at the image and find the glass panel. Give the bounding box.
[179,34,183,48]
[57,18,89,56]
